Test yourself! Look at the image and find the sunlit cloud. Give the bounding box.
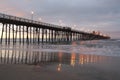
[0,0,120,38]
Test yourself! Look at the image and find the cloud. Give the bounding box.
[0,0,120,38]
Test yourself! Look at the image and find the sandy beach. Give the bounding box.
[0,56,120,80]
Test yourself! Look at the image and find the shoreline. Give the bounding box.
[0,55,120,80]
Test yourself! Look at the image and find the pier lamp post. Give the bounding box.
[31,11,34,20]
[73,25,77,30]
[38,17,42,22]
[59,20,62,26]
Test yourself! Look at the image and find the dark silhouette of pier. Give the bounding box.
[0,13,110,45]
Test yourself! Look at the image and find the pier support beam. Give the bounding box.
[51,30,53,43]
[15,25,18,44]
[0,23,4,44]
[8,24,11,44]
[23,26,25,44]
[19,25,21,44]
[5,24,8,44]
[42,28,44,43]
[26,27,29,44]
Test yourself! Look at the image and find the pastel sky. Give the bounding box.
[0,0,120,39]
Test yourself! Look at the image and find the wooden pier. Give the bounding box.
[0,13,110,45]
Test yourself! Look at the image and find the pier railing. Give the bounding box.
[0,13,63,29]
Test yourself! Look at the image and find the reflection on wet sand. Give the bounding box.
[57,63,62,72]
[1,44,120,80]
[79,54,108,65]
[0,45,109,66]
[0,46,58,64]
[71,52,76,67]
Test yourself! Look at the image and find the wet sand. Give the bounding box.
[0,56,120,80]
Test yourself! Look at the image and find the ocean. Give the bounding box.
[0,39,120,63]
[0,39,120,80]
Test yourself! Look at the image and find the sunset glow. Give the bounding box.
[0,0,120,38]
